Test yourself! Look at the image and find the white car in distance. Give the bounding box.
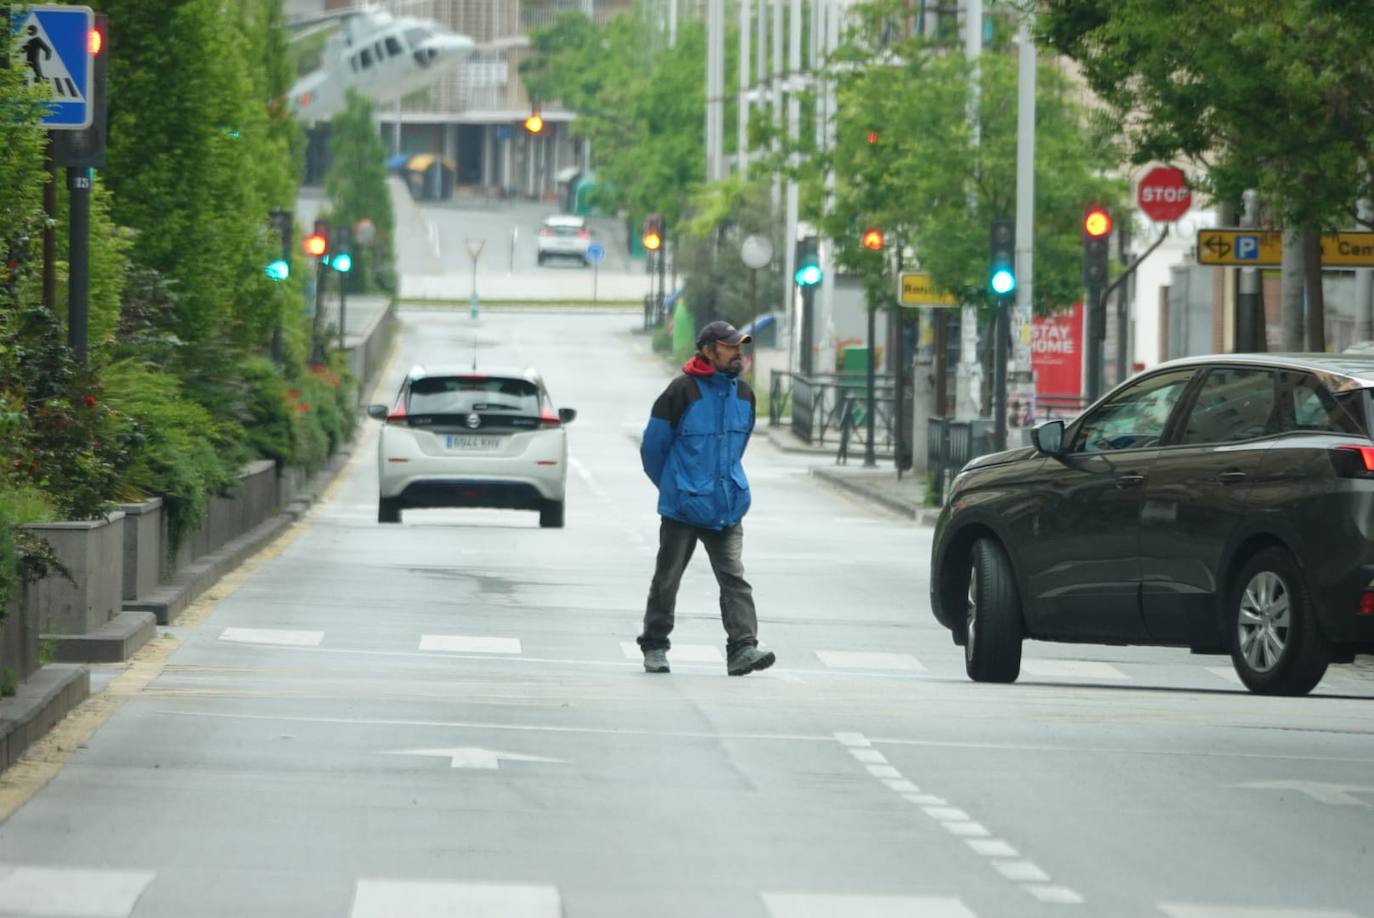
[536,215,592,266]
[368,365,575,527]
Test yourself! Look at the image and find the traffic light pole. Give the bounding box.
[992,297,1009,451]
[1085,284,1105,403]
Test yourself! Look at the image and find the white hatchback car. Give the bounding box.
[536,215,592,265]
[368,365,576,527]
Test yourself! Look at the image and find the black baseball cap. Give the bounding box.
[696,320,752,349]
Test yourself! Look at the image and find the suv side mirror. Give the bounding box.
[367,404,388,420]
[559,407,577,425]
[1032,419,1066,455]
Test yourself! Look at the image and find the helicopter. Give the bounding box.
[287,7,475,123]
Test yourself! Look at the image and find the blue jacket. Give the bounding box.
[641,357,756,530]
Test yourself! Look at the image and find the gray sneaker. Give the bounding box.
[727,646,776,676]
[643,649,670,673]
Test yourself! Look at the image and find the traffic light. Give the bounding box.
[794,237,822,287]
[1082,206,1112,288]
[266,208,292,281]
[328,226,353,273]
[866,130,880,145]
[524,112,544,135]
[989,220,1015,296]
[861,228,884,251]
[641,214,663,252]
[51,14,108,168]
[303,219,329,258]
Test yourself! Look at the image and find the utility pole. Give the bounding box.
[739,0,751,175]
[956,0,984,419]
[817,0,839,374]
[785,0,803,374]
[1011,11,1036,419]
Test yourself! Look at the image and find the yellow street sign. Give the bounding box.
[1197,229,1374,267]
[898,271,958,307]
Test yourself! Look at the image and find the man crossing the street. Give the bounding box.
[637,320,776,677]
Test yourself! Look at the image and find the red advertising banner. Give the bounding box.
[1032,303,1084,399]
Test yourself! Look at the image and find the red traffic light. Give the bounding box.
[1083,207,1112,238]
[303,233,327,257]
[862,228,884,251]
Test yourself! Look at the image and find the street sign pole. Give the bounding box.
[67,167,91,364]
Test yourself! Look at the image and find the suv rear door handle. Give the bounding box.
[1217,471,1248,484]
[1116,473,1146,488]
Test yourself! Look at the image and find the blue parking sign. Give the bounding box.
[9,5,94,130]
[586,241,606,265]
[1235,235,1260,261]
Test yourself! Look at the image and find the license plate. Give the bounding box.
[445,435,502,451]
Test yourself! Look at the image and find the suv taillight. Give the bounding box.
[385,403,408,426]
[577,229,590,239]
[1331,445,1374,478]
[540,409,561,429]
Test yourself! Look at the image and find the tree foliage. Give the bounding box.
[1035,0,1374,231]
[521,12,706,226]
[826,3,1125,313]
[326,90,396,294]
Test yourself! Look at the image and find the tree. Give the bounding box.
[326,90,396,295]
[1036,0,1374,349]
[677,177,785,329]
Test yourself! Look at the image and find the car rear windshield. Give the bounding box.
[548,224,583,236]
[408,376,541,416]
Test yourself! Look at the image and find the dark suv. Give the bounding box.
[930,354,1374,695]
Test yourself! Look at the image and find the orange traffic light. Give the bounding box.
[642,214,663,252]
[303,233,327,258]
[88,26,104,56]
[524,114,544,135]
[1083,207,1112,238]
[862,228,884,251]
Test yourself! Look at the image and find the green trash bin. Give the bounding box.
[842,346,871,430]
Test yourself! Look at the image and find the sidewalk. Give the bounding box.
[763,425,939,525]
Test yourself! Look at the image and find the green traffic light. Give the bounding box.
[795,263,822,287]
[990,268,1015,296]
[331,252,353,273]
[265,259,290,281]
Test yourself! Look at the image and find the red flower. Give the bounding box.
[83,395,97,407]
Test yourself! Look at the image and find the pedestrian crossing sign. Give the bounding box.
[9,5,94,130]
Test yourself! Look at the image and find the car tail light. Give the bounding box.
[577,229,590,239]
[540,408,561,429]
[1360,591,1374,616]
[539,228,553,237]
[385,403,408,426]
[1330,445,1374,478]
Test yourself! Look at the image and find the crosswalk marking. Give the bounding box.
[1021,659,1128,680]
[1206,666,1243,685]
[1026,885,1085,905]
[0,864,155,917]
[762,892,978,917]
[815,650,926,671]
[1158,904,1360,917]
[349,879,561,918]
[419,635,522,655]
[992,860,1050,883]
[619,641,723,663]
[218,627,324,647]
[967,839,1019,858]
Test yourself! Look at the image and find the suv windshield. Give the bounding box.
[408,376,541,415]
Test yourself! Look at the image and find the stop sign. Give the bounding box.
[1137,166,1191,222]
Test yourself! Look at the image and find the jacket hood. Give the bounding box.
[683,355,716,377]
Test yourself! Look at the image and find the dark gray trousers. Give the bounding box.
[638,517,758,657]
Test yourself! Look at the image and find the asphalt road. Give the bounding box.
[1,308,1371,918]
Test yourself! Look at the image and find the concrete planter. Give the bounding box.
[118,498,163,602]
[22,513,125,637]
[0,585,38,684]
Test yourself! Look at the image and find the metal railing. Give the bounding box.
[769,370,898,452]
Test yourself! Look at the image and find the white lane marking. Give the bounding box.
[1026,885,1086,905]
[218,627,323,647]
[383,747,566,770]
[850,749,888,764]
[815,651,926,672]
[762,892,977,918]
[1020,659,1128,680]
[1159,904,1359,918]
[350,879,561,918]
[923,807,971,822]
[941,821,991,838]
[834,732,871,747]
[568,454,609,501]
[884,779,920,794]
[0,865,155,917]
[866,764,901,780]
[1236,780,1374,808]
[419,635,522,655]
[904,794,948,806]
[967,839,1019,858]
[993,861,1050,883]
[619,641,723,663]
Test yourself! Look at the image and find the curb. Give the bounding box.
[0,664,90,772]
[809,467,942,526]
